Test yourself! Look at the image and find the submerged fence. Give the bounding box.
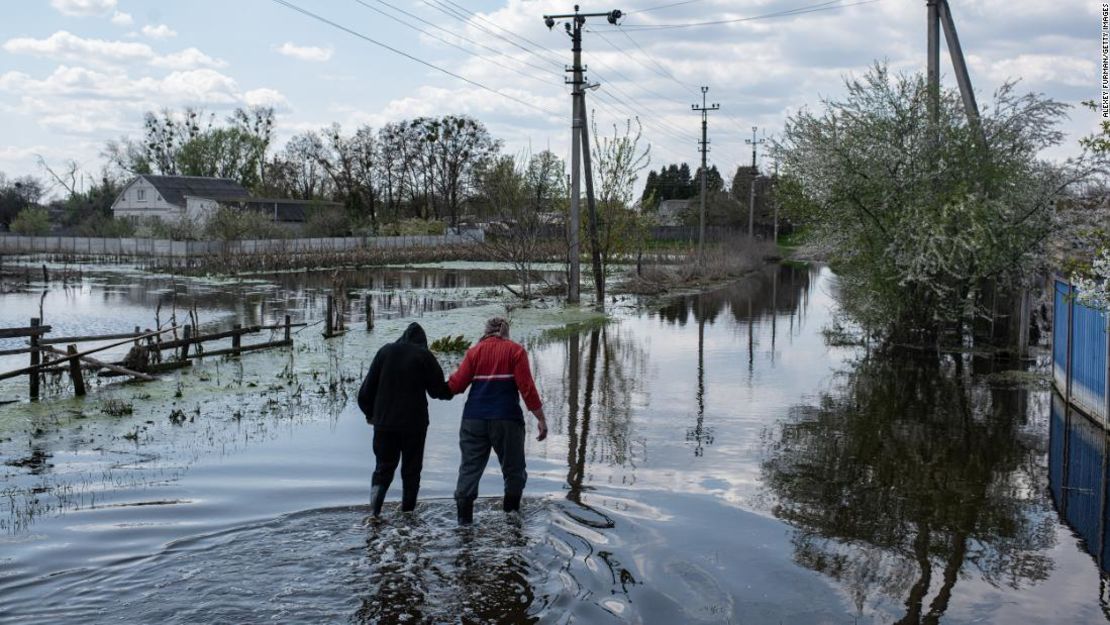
[1053,279,1109,423]
[0,231,483,259]
[1049,393,1110,573]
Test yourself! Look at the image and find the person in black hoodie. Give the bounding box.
[357,322,453,517]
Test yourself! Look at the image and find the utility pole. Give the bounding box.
[771,158,779,245]
[691,86,718,263]
[925,0,983,139]
[745,127,765,238]
[544,5,622,306]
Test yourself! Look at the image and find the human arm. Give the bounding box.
[512,347,546,441]
[425,352,453,400]
[357,348,385,423]
[447,347,476,395]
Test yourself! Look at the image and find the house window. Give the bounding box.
[136,189,146,202]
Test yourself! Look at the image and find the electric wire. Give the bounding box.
[605,0,881,31]
[362,0,561,76]
[271,0,562,117]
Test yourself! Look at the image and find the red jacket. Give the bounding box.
[448,336,542,420]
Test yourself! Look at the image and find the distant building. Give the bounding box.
[111,175,339,228]
[112,175,250,221]
[655,198,690,226]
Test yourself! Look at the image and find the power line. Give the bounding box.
[616,27,696,91]
[271,0,561,117]
[598,0,881,31]
[628,0,710,15]
[362,0,560,76]
[424,0,565,69]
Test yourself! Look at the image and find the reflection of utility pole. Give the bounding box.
[544,6,623,305]
[771,268,777,364]
[747,297,754,375]
[691,86,719,263]
[687,305,711,456]
[745,127,765,238]
[567,330,599,499]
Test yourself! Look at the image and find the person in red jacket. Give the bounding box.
[447,317,547,525]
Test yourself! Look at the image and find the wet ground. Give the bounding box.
[0,262,1107,624]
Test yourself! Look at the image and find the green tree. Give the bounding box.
[0,173,44,228]
[9,206,51,235]
[591,116,652,277]
[775,63,1079,344]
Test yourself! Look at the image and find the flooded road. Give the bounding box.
[0,263,1107,623]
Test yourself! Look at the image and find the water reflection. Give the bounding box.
[763,350,1056,621]
[1050,393,1110,617]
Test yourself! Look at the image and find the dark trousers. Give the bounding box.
[454,418,526,501]
[372,426,427,494]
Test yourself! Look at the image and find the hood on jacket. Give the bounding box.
[397,322,428,348]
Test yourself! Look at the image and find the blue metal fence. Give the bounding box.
[1048,393,1110,573]
[1053,279,1109,423]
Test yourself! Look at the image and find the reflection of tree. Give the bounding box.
[762,351,1055,621]
[653,263,814,328]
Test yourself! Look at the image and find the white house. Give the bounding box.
[112,175,251,222]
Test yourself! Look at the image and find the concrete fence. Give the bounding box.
[0,230,484,258]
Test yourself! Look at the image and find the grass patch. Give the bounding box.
[100,399,134,416]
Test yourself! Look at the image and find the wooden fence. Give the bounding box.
[0,316,307,402]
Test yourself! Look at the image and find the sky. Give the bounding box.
[0,0,1100,196]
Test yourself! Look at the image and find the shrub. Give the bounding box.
[430,335,472,353]
[133,215,202,240]
[379,218,446,236]
[9,206,51,235]
[74,213,135,237]
[304,205,351,237]
[203,206,287,241]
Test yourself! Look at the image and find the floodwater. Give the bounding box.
[0,262,1107,624]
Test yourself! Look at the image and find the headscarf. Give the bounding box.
[482,317,510,340]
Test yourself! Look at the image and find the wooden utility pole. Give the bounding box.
[692,86,719,262]
[544,5,624,305]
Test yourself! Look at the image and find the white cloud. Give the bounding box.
[3,32,225,71]
[244,88,289,110]
[275,42,333,62]
[141,24,177,39]
[150,48,227,70]
[3,30,153,65]
[110,11,133,26]
[50,0,116,17]
[0,64,285,136]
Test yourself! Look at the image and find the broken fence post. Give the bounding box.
[67,344,86,396]
[232,324,242,356]
[29,317,40,401]
[181,324,192,360]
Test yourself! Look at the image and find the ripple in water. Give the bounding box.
[1,498,630,625]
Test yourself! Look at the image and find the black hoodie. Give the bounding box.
[357,322,453,430]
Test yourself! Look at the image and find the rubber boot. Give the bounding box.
[370,485,388,518]
[503,493,522,513]
[456,498,474,526]
[401,484,419,513]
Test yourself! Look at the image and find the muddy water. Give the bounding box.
[0,264,1106,624]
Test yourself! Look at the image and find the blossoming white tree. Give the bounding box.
[775,63,1085,343]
